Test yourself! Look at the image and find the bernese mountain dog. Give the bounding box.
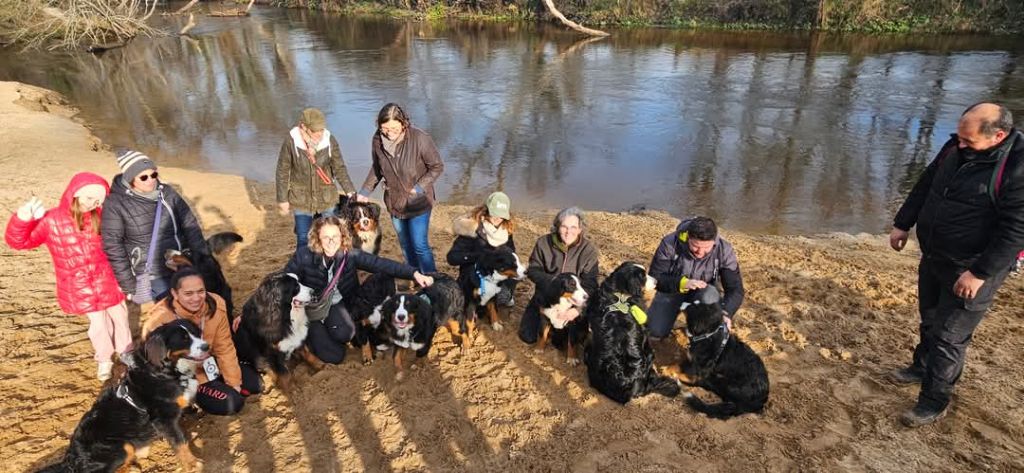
[675,286,769,419]
[584,262,681,404]
[369,273,463,379]
[535,273,589,366]
[164,231,244,317]
[36,319,209,473]
[234,271,315,391]
[337,194,382,255]
[348,272,396,365]
[455,247,526,351]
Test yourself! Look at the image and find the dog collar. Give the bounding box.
[116,382,145,413]
[685,323,728,344]
[608,293,647,325]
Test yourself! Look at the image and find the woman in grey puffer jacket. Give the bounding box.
[101,150,206,305]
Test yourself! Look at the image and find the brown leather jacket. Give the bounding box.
[359,127,444,218]
[142,292,241,388]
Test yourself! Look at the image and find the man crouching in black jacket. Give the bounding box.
[646,216,744,340]
[890,102,1024,427]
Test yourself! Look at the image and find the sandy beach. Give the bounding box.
[1,81,1022,472]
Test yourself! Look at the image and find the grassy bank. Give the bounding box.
[269,0,1024,34]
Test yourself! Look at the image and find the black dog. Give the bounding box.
[455,247,526,351]
[535,273,589,365]
[337,194,382,255]
[165,231,243,317]
[584,262,680,404]
[235,272,316,391]
[676,286,769,419]
[372,293,435,380]
[349,272,396,364]
[36,319,209,473]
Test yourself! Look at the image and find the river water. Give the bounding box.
[1,8,1022,234]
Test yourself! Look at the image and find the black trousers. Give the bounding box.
[305,303,355,365]
[912,256,1009,410]
[194,364,261,415]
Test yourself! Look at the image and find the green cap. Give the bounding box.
[485,191,511,220]
[300,108,326,131]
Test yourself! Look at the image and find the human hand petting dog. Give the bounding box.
[355,194,369,203]
[413,272,434,288]
[16,196,45,221]
[953,270,985,300]
[683,278,707,291]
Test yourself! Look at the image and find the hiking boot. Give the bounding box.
[899,405,948,428]
[97,361,114,381]
[889,366,924,385]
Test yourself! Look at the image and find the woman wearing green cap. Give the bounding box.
[276,107,357,250]
[447,191,519,327]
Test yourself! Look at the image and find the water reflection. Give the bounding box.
[1,9,1021,234]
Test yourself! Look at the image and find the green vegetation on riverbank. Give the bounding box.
[270,0,1024,34]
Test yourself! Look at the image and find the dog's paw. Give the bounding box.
[566,357,581,367]
[395,371,406,382]
[492,321,504,332]
[533,347,544,354]
[362,357,374,366]
[681,391,695,400]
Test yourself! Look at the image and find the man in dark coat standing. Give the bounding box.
[890,102,1024,427]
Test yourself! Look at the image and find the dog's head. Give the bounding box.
[547,273,588,308]
[344,202,382,233]
[477,247,526,282]
[164,248,194,272]
[380,294,431,332]
[285,273,313,308]
[142,319,210,369]
[680,286,724,335]
[603,262,656,299]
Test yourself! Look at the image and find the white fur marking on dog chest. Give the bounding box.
[278,306,309,358]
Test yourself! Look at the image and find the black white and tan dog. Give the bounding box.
[535,272,589,365]
[165,231,244,317]
[368,273,463,379]
[337,194,382,255]
[673,286,769,419]
[584,262,681,404]
[455,247,526,349]
[36,319,209,473]
[349,272,396,364]
[234,271,316,391]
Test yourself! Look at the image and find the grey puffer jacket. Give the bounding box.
[648,219,745,316]
[101,175,207,296]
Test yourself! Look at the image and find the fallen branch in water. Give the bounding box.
[541,0,609,37]
[179,12,196,35]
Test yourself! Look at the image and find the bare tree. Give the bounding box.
[541,0,609,37]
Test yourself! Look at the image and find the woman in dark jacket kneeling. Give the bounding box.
[518,207,600,344]
[285,216,433,364]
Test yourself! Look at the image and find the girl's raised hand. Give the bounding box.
[17,197,45,221]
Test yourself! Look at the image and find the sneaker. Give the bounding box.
[97,361,114,381]
[899,405,948,428]
[889,366,924,385]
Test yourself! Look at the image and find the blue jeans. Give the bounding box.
[391,210,437,273]
[294,207,336,250]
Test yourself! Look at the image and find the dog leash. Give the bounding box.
[115,381,146,414]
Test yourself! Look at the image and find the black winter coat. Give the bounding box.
[284,247,416,309]
[446,215,516,281]
[894,130,1024,279]
[101,175,206,295]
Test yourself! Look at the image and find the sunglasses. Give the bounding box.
[137,171,159,182]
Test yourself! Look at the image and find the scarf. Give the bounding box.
[301,128,320,164]
[382,132,404,158]
[481,220,509,247]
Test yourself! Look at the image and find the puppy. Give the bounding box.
[535,273,589,366]
[675,286,769,419]
[36,319,209,473]
[349,272,396,364]
[165,231,243,316]
[338,194,382,255]
[236,272,316,391]
[455,247,526,350]
[373,294,436,380]
[584,262,680,404]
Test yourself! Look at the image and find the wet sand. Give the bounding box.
[2,82,1022,472]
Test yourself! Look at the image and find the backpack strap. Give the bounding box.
[987,129,1022,205]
